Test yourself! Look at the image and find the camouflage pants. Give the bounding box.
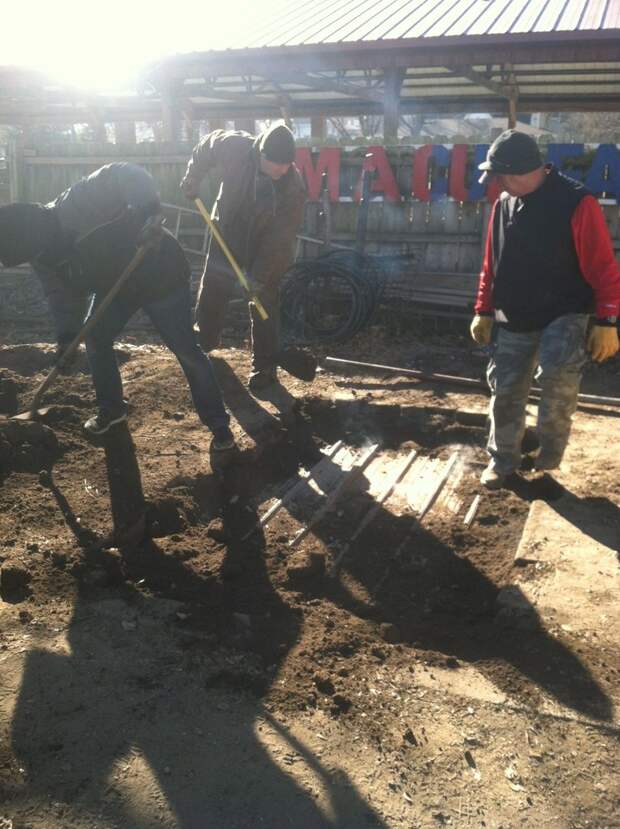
[486,313,589,474]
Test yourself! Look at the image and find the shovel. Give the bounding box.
[13,223,162,421]
[277,346,317,382]
[194,198,269,320]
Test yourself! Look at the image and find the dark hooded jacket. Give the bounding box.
[0,163,188,341]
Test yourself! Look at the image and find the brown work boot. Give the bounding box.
[533,452,562,472]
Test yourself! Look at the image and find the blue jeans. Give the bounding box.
[85,284,230,436]
[486,313,589,474]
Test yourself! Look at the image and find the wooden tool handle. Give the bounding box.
[194,198,269,321]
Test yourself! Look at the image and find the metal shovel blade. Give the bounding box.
[11,406,54,422]
[277,347,318,382]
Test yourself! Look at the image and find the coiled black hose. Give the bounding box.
[280,250,386,345]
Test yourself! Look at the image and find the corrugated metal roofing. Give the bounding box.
[247,0,620,47]
[141,0,620,120]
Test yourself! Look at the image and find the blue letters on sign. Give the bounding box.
[584,144,620,200]
[429,145,451,201]
[468,145,489,201]
[546,144,585,180]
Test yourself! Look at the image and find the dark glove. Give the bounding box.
[136,214,166,249]
[243,273,262,299]
[181,175,201,200]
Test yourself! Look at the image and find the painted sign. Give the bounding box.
[295,144,620,204]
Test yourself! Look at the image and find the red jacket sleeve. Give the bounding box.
[474,201,497,315]
[571,195,620,318]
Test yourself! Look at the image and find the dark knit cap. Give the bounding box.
[0,202,57,266]
[259,124,296,164]
[478,130,543,184]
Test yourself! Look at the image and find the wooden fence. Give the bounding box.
[1,141,619,326]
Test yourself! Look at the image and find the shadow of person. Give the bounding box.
[330,502,614,724]
[251,376,298,412]
[266,396,614,724]
[9,421,388,829]
[514,480,620,553]
[210,356,283,445]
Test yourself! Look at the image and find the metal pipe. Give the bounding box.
[324,356,620,409]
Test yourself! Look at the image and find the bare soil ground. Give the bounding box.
[0,324,619,829]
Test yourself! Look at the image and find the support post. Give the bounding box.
[90,117,108,143]
[311,116,326,141]
[235,117,255,133]
[506,64,519,129]
[383,67,405,143]
[114,120,136,144]
[161,83,181,142]
[508,95,518,129]
[278,95,293,129]
[7,135,25,202]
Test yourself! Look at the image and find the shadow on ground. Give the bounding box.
[8,422,388,828]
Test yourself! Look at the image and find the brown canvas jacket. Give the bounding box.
[181,129,306,287]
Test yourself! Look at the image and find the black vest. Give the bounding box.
[492,168,593,331]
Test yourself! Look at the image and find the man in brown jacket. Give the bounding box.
[181,123,306,392]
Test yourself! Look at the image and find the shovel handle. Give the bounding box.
[194,198,269,321]
[28,243,150,415]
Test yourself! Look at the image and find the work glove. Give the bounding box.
[180,175,201,200]
[470,314,493,345]
[587,325,620,362]
[243,273,262,300]
[136,214,166,249]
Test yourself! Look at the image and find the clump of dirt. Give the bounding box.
[0,418,60,472]
[0,559,32,601]
[0,370,20,415]
[146,496,188,537]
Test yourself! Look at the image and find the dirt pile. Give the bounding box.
[0,418,59,472]
[0,340,618,829]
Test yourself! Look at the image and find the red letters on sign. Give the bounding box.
[448,144,468,202]
[354,146,401,202]
[294,145,615,203]
[294,147,340,201]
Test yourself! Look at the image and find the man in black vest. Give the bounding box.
[470,130,620,489]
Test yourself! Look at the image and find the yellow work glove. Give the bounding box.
[587,325,619,362]
[470,315,493,345]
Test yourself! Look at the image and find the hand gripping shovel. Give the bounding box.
[194,198,269,320]
[13,217,164,421]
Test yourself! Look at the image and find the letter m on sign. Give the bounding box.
[295,148,341,202]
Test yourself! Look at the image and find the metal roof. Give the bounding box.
[2,2,619,129]
[138,2,620,124]
[246,0,620,47]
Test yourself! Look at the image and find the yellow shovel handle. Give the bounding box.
[194,198,268,321]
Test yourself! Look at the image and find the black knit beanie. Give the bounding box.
[259,124,296,164]
[0,202,57,266]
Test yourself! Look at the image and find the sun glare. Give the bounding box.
[3,0,277,91]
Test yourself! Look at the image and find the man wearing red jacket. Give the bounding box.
[470,130,620,489]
